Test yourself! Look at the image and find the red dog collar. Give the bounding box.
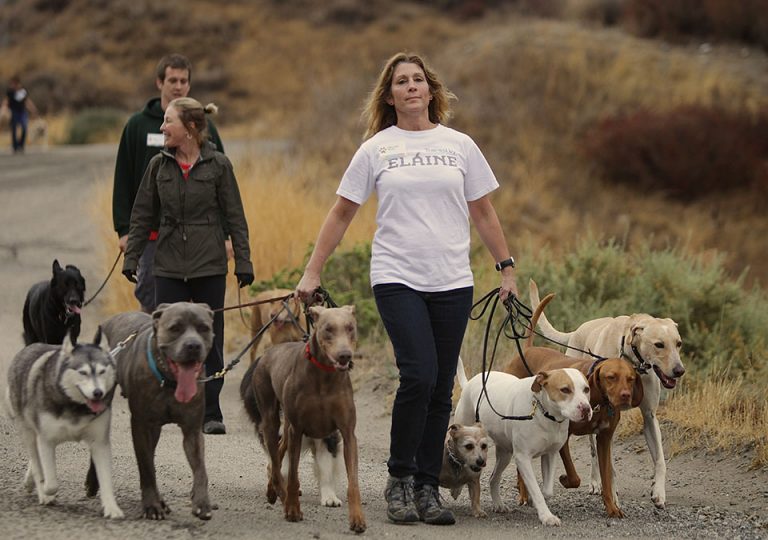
[305,342,335,372]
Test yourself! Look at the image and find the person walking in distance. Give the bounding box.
[2,75,39,153]
[112,53,226,313]
[121,97,253,435]
[296,52,518,525]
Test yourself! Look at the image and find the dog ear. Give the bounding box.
[308,305,325,322]
[152,304,168,331]
[341,305,356,316]
[631,373,644,408]
[92,325,102,347]
[448,423,460,434]
[196,303,214,322]
[531,371,548,392]
[588,364,604,402]
[52,259,62,274]
[62,326,77,355]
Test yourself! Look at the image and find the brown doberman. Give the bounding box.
[240,305,366,533]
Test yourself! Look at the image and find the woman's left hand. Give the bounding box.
[498,269,518,301]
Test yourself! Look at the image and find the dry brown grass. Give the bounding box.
[617,379,768,469]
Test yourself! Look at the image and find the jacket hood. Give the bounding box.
[141,97,164,120]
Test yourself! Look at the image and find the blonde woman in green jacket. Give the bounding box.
[123,97,253,435]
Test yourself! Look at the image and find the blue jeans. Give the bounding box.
[10,110,28,152]
[373,283,473,488]
[155,275,226,423]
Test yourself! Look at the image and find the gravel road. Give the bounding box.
[0,144,766,539]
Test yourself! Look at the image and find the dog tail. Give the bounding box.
[239,358,263,438]
[456,355,469,390]
[525,292,556,350]
[529,279,573,344]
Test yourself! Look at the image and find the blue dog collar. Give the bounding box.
[147,331,175,388]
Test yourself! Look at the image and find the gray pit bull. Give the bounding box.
[92,302,214,520]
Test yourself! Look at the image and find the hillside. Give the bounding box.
[1,0,767,285]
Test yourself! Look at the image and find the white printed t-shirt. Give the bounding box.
[337,124,499,292]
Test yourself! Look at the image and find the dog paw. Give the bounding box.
[23,468,35,492]
[38,493,56,506]
[104,505,125,519]
[539,513,561,527]
[492,501,509,513]
[193,503,213,520]
[473,508,488,518]
[349,515,367,533]
[651,483,666,508]
[284,506,303,522]
[589,480,602,495]
[320,494,342,507]
[143,500,170,520]
[559,473,580,489]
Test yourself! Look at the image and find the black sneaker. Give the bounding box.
[414,484,455,525]
[203,420,226,435]
[384,475,419,523]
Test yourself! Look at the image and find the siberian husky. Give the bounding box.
[5,327,123,518]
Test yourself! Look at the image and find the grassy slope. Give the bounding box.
[3,1,766,466]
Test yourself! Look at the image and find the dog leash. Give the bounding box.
[83,251,122,307]
[108,330,138,357]
[198,306,289,383]
[468,290,564,423]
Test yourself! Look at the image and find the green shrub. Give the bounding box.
[517,237,768,383]
[66,108,126,144]
[250,243,383,341]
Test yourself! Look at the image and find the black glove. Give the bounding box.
[236,272,254,288]
[122,269,138,283]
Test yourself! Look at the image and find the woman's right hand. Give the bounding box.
[296,270,322,304]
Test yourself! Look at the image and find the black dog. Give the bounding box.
[22,259,85,345]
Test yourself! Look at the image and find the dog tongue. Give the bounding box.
[173,362,200,403]
[87,399,106,414]
[68,305,82,314]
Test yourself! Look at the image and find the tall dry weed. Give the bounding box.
[618,378,768,469]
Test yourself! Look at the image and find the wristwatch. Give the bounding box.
[495,257,515,271]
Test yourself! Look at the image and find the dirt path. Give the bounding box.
[0,145,766,539]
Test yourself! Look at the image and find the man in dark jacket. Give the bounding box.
[112,53,225,313]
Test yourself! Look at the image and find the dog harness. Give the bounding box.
[146,331,176,388]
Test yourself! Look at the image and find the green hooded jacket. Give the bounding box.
[122,142,252,280]
[112,97,224,237]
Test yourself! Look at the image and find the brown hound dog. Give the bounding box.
[240,305,366,533]
[505,293,643,517]
[249,288,306,363]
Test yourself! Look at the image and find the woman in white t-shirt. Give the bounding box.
[296,52,518,526]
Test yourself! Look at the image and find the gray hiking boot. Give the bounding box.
[384,475,419,523]
[414,484,455,525]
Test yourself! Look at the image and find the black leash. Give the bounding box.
[83,251,122,307]
[199,304,292,383]
[301,286,338,338]
[467,289,567,424]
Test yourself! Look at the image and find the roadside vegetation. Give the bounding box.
[61,0,768,469]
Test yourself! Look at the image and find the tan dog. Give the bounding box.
[439,422,491,517]
[249,289,305,362]
[505,293,643,517]
[240,305,366,533]
[529,279,684,508]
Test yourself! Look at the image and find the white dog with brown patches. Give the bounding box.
[453,357,591,526]
[529,279,685,508]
